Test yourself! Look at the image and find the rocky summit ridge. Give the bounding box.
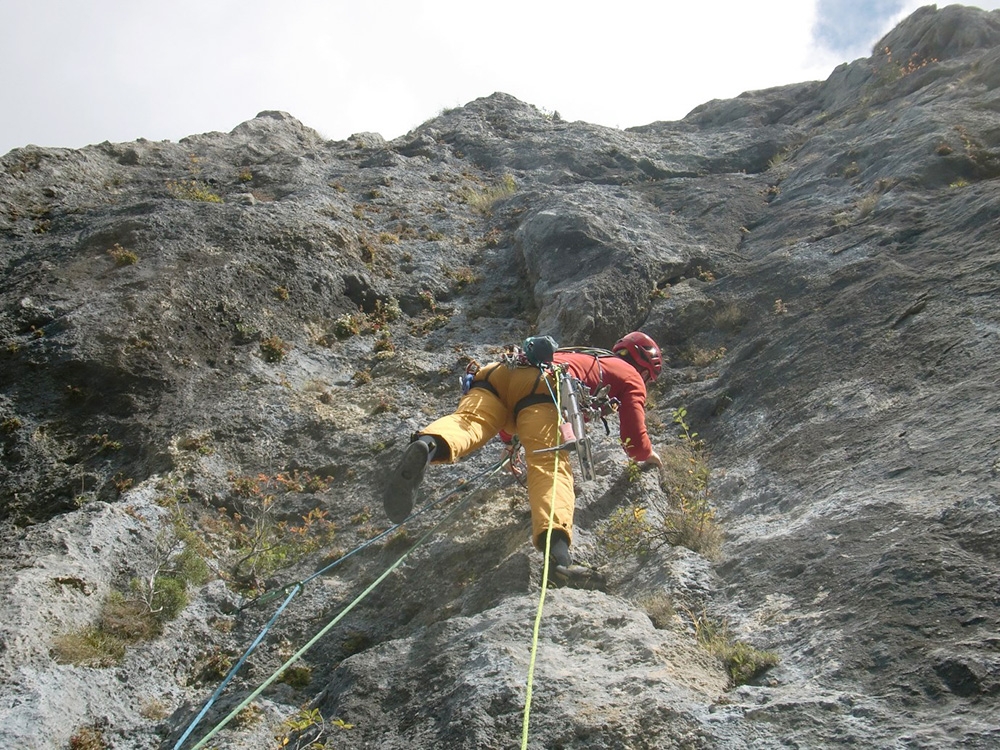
[1,4,1000,749]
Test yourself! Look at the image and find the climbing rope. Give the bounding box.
[186,475,494,750]
[180,344,596,748]
[175,452,514,750]
[521,365,564,749]
[171,583,301,750]
[242,460,486,612]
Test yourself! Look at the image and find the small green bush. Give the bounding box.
[370,298,402,327]
[172,544,211,586]
[69,724,106,750]
[373,332,394,354]
[276,707,335,748]
[51,626,127,667]
[653,409,722,557]
[278,664,312,688]
[639,592,675,629]
[680,345,727,368]
[108,243,138,266]
[260,335,291,362]
[167,179,223,203]
[445,266,481,291]
[148,575,188,620]
[711,302,747,332]
[687,610,779,686]
[599,408,721,560]
[100,590,161,641]
[195,651,234,683]
[209,478,337,593]
[410,313,450,336]
[333,314,362,339]
[598,505,653,559]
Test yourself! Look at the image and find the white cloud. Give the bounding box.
[1,0,997,155]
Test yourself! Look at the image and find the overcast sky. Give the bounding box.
[2,1,999,156]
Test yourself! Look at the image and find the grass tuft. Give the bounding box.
[166,179,223,203]
[685,609,780,686]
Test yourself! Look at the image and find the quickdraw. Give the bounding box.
[533,369,597,481]
[502,435,528,487]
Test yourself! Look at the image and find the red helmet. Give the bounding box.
[613,331,662,382]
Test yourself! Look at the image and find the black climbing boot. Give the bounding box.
[383,436,437,523]
[549,562,608,591]
[546,529,572,569]
[543,530,607,591]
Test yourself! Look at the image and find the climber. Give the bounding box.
[383,331,664,584]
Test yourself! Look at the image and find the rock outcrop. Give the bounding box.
[1,5,999,749]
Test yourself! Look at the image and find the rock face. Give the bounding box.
[1,5,1000,749]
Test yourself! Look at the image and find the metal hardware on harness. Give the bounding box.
[534,373,596,482]
[561,375,597,481]
[589,385,620,436]
[498,345,530,369]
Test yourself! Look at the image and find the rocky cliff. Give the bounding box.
[1,4,999,749]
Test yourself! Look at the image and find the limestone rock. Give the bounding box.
[1,5,999,749]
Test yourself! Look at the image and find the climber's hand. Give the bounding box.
[642,451,663,471]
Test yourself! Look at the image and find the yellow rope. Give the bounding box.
[521,367,563,749]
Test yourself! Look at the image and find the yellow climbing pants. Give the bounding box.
[420,364,574,547]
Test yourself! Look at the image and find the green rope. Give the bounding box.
[521,366,563,749]
[188,458,508,750]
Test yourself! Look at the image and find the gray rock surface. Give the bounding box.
[1,5,999,748]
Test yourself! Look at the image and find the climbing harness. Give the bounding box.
[470,337,609,483]
[462,337,621,484]
[174,452,516,750]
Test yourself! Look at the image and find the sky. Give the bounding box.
[2,1,999,156]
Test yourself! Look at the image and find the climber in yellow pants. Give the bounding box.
[422,363,574,545]
[383,332,664,581]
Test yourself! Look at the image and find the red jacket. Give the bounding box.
[553,351,654,461]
